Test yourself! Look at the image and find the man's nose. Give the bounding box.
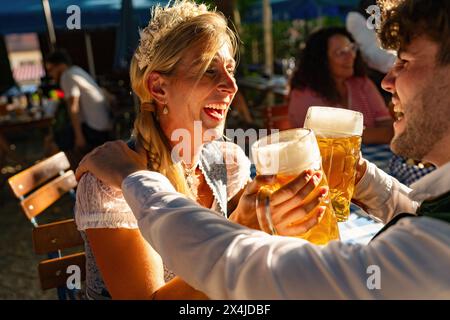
[381,69,396,94]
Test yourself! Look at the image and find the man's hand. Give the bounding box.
[75,140,147,189]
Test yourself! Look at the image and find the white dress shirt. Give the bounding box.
[121,161,450,299]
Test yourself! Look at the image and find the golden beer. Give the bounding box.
[252,128,340,245]
[304,107,364,221]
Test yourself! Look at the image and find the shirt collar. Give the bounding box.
[409,161,450,202]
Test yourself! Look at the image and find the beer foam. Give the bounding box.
[304,106,364,136]
[252,129,322,175]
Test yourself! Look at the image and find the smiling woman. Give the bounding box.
[74,0,250,300]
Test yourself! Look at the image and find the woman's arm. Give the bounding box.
[152,276,209,300]
[227,187,245,218]
[87,228,210,300]
[86,228,165,299]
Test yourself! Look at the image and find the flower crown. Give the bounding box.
[135,0,210,70]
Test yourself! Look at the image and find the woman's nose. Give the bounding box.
[218,70,238,95]
[343,49,356,61]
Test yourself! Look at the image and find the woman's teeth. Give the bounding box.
[204,105,227,120]
[206,104,227,110]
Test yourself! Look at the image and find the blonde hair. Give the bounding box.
[130,0,238,196]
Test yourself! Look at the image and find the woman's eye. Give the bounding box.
[205,69,216,75]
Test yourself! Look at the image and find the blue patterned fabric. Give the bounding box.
[199,141,228,217]
[361,144,436,186]
[361,144,393,173]
[339,204,384,245]
[388,154,436,186]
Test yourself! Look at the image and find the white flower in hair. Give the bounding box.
[135,0,210,70]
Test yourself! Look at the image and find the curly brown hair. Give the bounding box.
[289,27,367,104]
[378,0,450,65]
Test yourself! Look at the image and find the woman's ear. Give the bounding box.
[146,72,167,104]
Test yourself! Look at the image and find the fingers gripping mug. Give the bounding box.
[251,128,340,245]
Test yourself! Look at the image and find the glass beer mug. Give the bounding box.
[251,128,340,245]
[304,106,364,222]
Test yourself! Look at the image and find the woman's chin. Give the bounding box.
[202,125,224,142]
[200,113,226,141]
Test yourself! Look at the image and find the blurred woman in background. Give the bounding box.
[288,27,393,144]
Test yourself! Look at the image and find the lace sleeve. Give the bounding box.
[75,173,138,231]
[219,142,252,200]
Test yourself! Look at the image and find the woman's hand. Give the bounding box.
[229,169,328,236]
[75,140,147,188]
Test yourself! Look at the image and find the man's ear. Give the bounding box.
[146,72,167,104]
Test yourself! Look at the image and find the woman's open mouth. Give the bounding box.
[203,104,227,121]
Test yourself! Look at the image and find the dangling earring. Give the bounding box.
[162,103,169,115]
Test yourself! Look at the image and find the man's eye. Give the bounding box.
[395,59,407,69]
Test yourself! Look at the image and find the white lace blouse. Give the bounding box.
[75,141,252,299]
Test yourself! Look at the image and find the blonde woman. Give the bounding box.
[75,0,327,300]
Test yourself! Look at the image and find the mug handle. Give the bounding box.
[256,187,277,235]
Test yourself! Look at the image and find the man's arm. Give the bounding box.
[60,71,86,150]
[66,96,87,150]
[121,171,449,299]
[353,160,419,223]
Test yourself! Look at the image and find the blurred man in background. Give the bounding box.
[45,49,112,165]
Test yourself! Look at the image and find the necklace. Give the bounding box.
[182,161,198,190]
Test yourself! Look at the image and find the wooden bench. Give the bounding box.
[32,219,85,298]
[8,152,84,299]
[8,152,77,225]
